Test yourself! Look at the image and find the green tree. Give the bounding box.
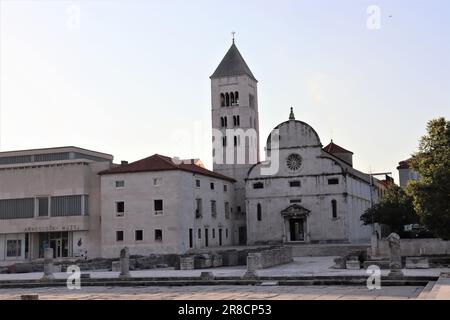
[407,117,450,240]
[361,184,419,233]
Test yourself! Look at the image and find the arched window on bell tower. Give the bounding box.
[233,116,237,127]
[220,93,225,107]
[230,92,235,106]
[237,115,240,126]
[235,91,239,105]
[225,93,230,107]
[221,117,224,127]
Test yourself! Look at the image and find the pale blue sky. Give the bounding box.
[1,0,449,182]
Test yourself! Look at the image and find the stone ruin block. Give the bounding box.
[405,257,430,269]
[346,260,361,270]
[111,261,121,272]
[179,256,195,270]
[194,254,212,269]
[211,254,223,267]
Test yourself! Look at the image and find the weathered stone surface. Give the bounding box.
[346,260,360,270]
[211,254,223,267]
[405,257,430,269]
[332,257,346,269]
[8,263,33,274]
[246,246,293,270]
[200,272,214,280]
[387,233,403,277]
[41,248,55,280]
[194,254,212,269]
[119,247,131,278]
[363,260,390,269]
[111,261,121,272]
[179,256,195,270]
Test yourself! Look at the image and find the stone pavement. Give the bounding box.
[0,256,448,281]
[0,285,424,300]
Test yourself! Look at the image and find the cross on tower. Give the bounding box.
[231,31,236,43]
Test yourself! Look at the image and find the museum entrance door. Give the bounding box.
[289,218,305,241]
[39,232,70,258]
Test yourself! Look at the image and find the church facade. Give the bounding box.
[210,41,385,245]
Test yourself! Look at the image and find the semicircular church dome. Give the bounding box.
[266,108,322,151]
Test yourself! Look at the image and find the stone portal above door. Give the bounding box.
[281,204,310,218]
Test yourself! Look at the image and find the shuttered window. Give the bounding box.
[0,198,34,219]
[51,195,83,217]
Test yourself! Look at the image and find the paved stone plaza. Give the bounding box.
[0,285,425,300]
[1,257,448,281]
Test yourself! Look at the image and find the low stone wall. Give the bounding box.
[1,254,179,274]
[247,246,293,270]
[377,239,450,257]
[290,244,370,257]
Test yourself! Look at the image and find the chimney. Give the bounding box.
[121,160,128,165]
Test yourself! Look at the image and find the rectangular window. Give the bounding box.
[116,231,124,242]
[212,228,216,239]
[211,200,217,217]
[37,197,49,217]
[224,202,230,219]
[332,200,338,218]
[289,181,301,187]
[226,229,229,238]
[0,198,34,220]
[223,184,228,192]
[189,229,193,248]
[51,195,83,217]
[153,178,162,186]
[290,199,302,204]
[196,179,201,188]
[135,230,143,241]
[116,201,125,216]
[195,199,202,218]
[253,182,264,189]
[237,206,241,213]
[328,178,339,185]
[154,199,163,214]
[115,180,125,188]
[198,228,201,239]
[6,240,22,257]
[210,182,215,190]
[155,229,163,242]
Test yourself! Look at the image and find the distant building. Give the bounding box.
[99,154,235,257]
[397,158,419,188]
[0,147,113,262]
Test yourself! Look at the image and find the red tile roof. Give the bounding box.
[99,154,235,182]
[397,158,412,169]
[323,140,353,154]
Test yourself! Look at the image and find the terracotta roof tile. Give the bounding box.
[99,154,235,182]
[323,140,353,154]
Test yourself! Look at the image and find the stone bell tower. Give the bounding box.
[210,36,260,244]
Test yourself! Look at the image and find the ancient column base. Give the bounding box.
[242,270,258,279]
[388,269,404,278]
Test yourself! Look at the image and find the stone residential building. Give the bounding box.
[0,147,113,262]
[99,154,235,258]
